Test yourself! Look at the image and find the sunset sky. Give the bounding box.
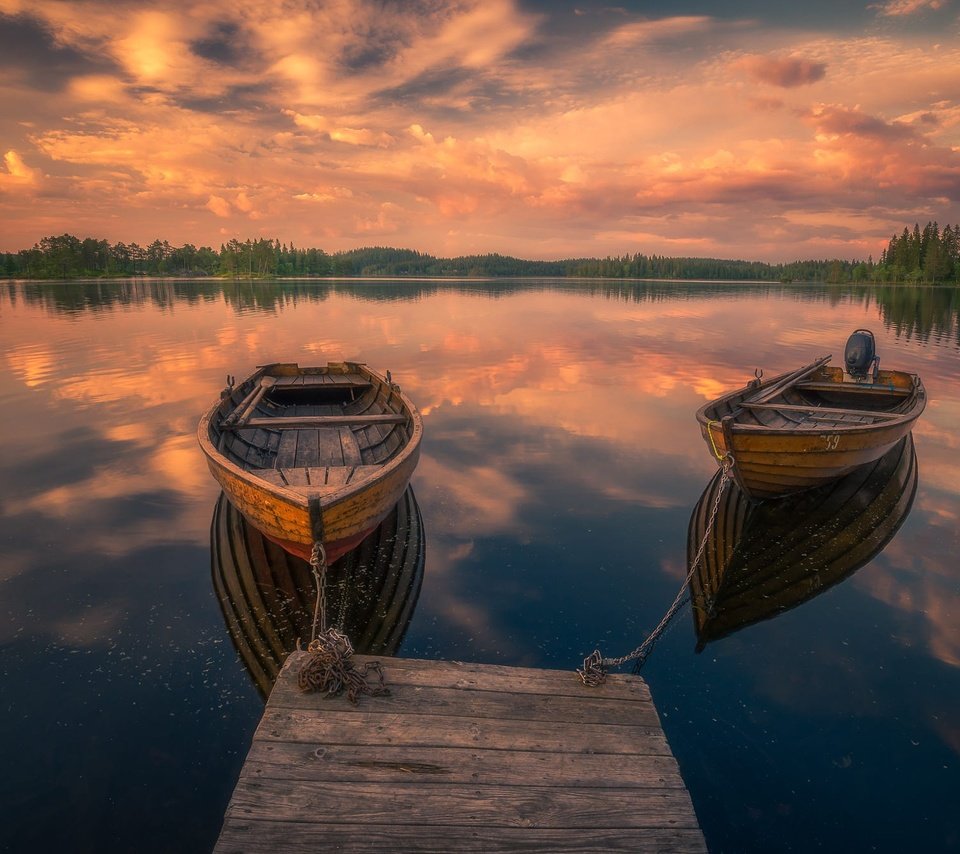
[1,0,958,261]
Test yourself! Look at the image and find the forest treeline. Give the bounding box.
[2,224,957,282]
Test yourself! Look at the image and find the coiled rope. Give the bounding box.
[296,541,389,704]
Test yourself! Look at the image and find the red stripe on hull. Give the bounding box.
[260,524,380,564]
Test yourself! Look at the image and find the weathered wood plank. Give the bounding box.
[215,822,707,853]
[256,707,673,755]
[273,431,298,468]
[277,655,653,701]
[293,429,319,468]
[272,375,371,389]
[796,380,910,396]
[225,779,701,828]
[242,741,689,787]
[339,426,363,466]
[741,401,899,420]
[266,676,663,727]
[279,467,309,487]
[231,414,407,430]
[317,428,344,466]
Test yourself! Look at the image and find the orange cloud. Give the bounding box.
[735,54,827,88]
[205,195,232,217]
[872,0,947,15]
[0,149,41,190]
[1,2,959,259]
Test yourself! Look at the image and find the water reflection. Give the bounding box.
[211,486,424,699]
[2,278,959,854]
[688,434,918,649]
[12,279,960,346]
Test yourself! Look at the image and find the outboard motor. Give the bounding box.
[844,329,878,381]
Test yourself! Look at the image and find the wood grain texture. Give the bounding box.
[216,822,708,853]
[215,654,705,853]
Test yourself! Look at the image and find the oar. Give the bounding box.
[223,376,276,427]
[743,355,832,405]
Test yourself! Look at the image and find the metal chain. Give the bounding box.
[578,456,734,686]
[309,541,328,641]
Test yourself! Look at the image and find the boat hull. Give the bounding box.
[202,442,419,562]
[696,363,924,499]
[199,362,422,561]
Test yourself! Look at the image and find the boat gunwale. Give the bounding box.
[197,361,424,511]
[694,367,926,436]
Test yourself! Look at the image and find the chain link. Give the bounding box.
[578,457,734,685]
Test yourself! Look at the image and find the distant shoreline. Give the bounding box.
[5,274,955,287]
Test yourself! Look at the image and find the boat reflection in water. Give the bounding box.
[687,434,918,651]
[211,486,424,698]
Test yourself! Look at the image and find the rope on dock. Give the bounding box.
[296,541,389,704]
[578,458,733,686]
[298,629,388,704]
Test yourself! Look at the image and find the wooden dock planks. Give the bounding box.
[215,654,706,853]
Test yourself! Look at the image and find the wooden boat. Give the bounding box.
[211,486,425,699]
[696,333,925,499]
[687,433,917,649]
[198,362,422,562]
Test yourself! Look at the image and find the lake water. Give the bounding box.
[1,279,958,852]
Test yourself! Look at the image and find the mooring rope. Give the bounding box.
[297,540,389,704]
[578,456,734,686]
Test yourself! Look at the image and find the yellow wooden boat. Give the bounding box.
[696,331,925,499]
[687,433,917,649]
[198,362,422,562]
[211,486,424,698]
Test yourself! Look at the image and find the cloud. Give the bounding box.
[872,0,947,16]
[804,104,917,140]
[0,149,41,190]
[735,54,827,88]
[205,195,232,217]
[284,111,395,146]
[1,3,959,260]
[601,16,714,48]
[294,187,353,203]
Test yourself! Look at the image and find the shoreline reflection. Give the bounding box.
[10,279,960,347]
[211,486,425,699]
[688,434,918,650]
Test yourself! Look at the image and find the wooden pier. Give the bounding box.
[215,652,706,852]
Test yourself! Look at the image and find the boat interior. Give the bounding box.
[707,364,920,432]
[209,368,413,491]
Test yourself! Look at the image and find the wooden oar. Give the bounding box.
[223,376,276,427]
[743,355,832,405]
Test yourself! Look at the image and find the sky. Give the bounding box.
[0,0,959,262]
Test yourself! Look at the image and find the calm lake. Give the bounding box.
[1,279,958,853]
